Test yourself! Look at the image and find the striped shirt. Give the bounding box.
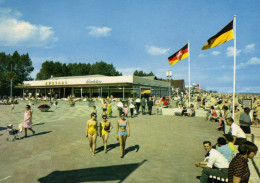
[228,153,250,183]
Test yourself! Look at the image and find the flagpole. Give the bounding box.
[10,63,13,102]
[188,40,190,107]
[232,15,236,119]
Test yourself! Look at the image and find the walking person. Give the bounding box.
[99,115,113,153]
[148,97,153,115]
[141,97,146,115]
[239,107,254,134]
[116,113,130,158]
[107,100,112,117]
[86,112,99,156]
[135,97,141,114]
[129,102,135,118]
[102,101,107,116]
[117,100,123,117]
[23,105,35,137]
[10,103,15,113]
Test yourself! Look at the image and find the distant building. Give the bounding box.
[170,80,185,91]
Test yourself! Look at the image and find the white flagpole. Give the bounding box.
[188,40,190,107]
[232,15,236,119]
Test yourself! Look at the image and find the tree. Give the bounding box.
[89,61,122,76]
[36,60,121,80]
[0,51,34,97]
[133,70,155,77]
[36,61,65,80]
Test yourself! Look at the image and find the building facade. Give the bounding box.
[16,75,171,99]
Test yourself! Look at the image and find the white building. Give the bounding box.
[16,75,171,98]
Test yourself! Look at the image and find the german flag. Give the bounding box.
[202,20,234,50]
[168,44,189,65]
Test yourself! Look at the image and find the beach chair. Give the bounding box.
[6,123,23,142]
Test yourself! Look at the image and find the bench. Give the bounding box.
[209,175,228,182]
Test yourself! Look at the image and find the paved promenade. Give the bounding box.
[0,101,259,183]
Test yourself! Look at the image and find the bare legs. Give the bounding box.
[24,128,35,137]
[102,133,109,153]
[88,134,97,156]
[218,118,224,129]
[119,135,127,158]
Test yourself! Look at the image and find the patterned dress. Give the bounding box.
[24,110,32,128]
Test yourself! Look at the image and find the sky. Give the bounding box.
[0,0,259,93]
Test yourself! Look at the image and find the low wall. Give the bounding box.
[162,108,208,118]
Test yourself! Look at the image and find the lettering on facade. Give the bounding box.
[45,81,68,85]
[86,79,102,84]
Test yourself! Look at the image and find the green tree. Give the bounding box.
[133,70,155,77]
[89,61,122,76]
[0,51,34,96]
[36,61,64,80]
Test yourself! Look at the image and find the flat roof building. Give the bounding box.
[16,75,171,99]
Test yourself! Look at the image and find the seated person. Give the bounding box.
[181,105,187,116]
[195,141,229,183]
[228,141,258,183]
[223,134,235,153]
[226,118,246,145]
[188,104,195,117]
[216,137,233,163]
[217,106,231,130]
[209,106,217,121]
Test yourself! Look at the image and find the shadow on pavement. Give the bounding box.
[38,160,147,183]
[0,127,7,131]
[124,145,140,155]
[95,142,120,154]
[107,142,120,152]
[32,123,45,126]
[21,131,52,139]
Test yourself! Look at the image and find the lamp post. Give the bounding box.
[166,70,172,100]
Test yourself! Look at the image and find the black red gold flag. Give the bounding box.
[168,44,189,65]
[202,20,234,50]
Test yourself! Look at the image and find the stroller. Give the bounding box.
[6,123,23,141]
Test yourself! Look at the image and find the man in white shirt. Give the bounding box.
[195,141,229,183]
[239,107,253,134]
[135,97,141,114]
[226,118,246,145]
[117,100,123,117]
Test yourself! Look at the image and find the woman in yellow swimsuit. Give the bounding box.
[116,113,130,158]
[99,115,113,153]
[86,112,99,156]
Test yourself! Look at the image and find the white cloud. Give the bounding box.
[237,57,260,69]
[244,43,255,53]
[117,67,141,76]
[198,54,206,58]
[87,26,112,37]
[211,51,221,56]
[146,45,170,56]
[226,46,241,57]
[0,8,58,47]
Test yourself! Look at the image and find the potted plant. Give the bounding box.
[38,104,51,112]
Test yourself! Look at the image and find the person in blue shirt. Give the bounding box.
[216,137,233,163]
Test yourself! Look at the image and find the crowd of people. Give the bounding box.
[13,92,260,180]
[195,94,259,182]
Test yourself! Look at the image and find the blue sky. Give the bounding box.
[0,0,259,93]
